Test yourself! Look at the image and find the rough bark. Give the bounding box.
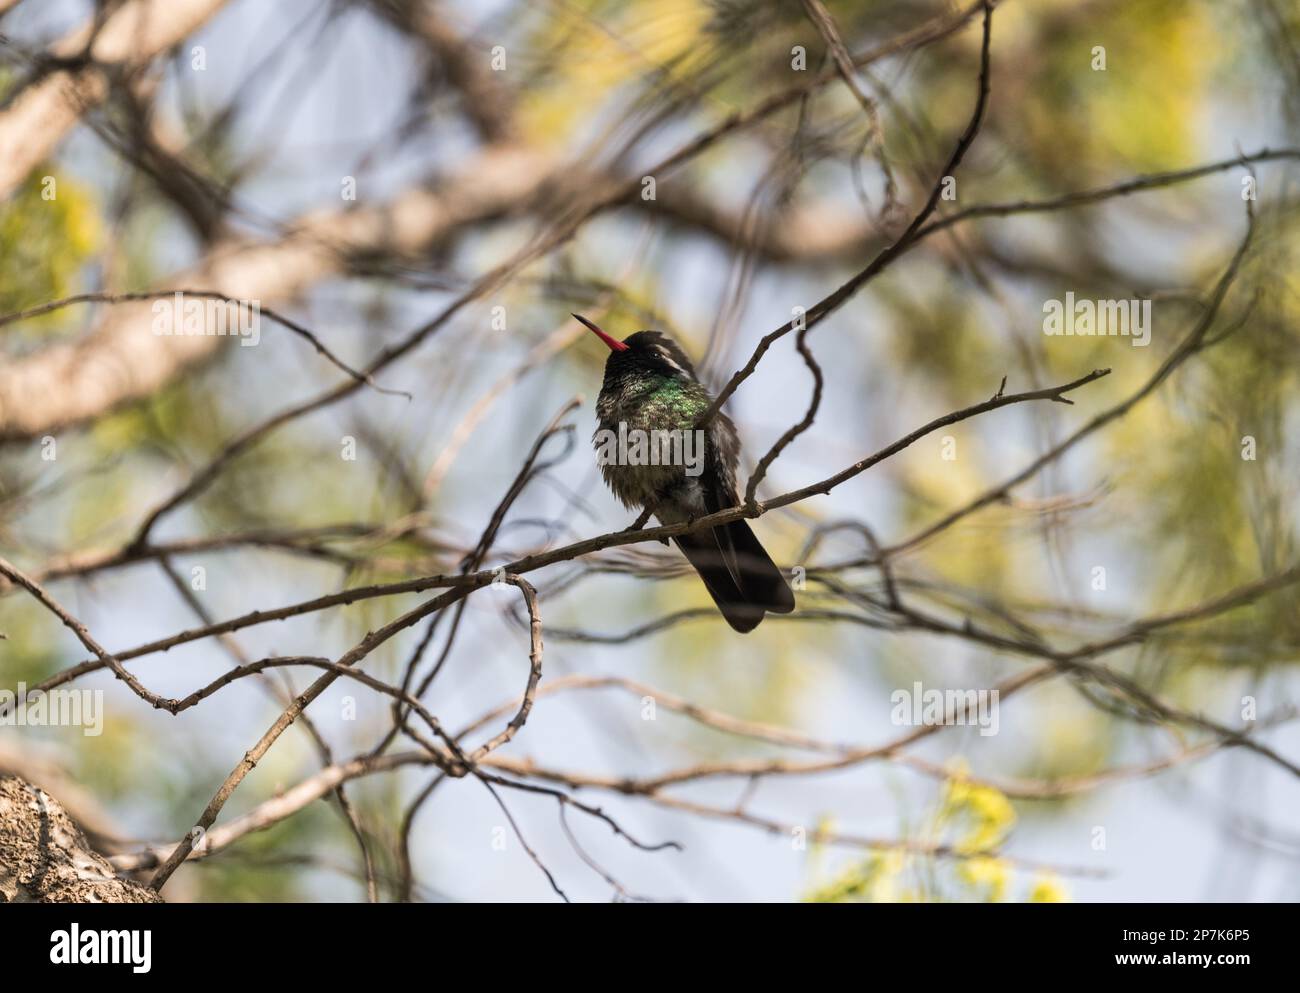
[0,774,161,903]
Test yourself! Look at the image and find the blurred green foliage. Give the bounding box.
[0,168,99,335]
[804,766,1069,903]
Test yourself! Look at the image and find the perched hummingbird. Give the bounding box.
[575,314,795,633]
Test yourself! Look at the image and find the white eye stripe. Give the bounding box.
[654,347,687,374]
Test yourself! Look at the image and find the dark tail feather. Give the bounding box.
[718,519,796,615]
[675,520,794,633]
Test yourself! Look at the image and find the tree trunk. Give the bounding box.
[0,775,161,903]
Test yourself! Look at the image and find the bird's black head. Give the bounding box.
[573,314,697,381]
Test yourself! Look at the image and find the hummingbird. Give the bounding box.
[575,313,795,633]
